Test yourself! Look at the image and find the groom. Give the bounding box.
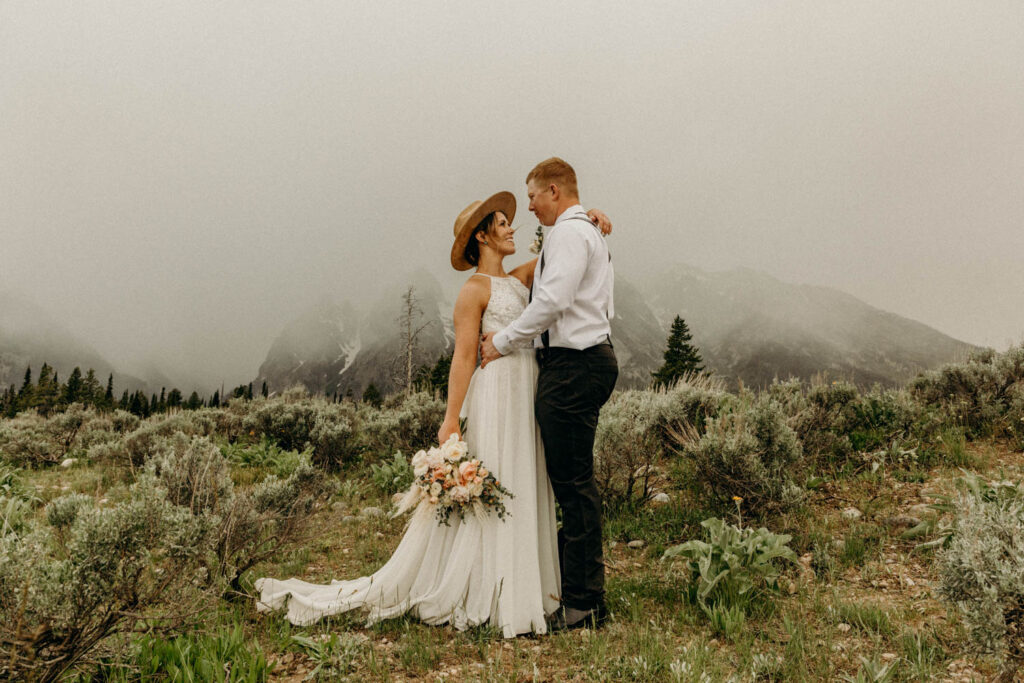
[480,157,617,631]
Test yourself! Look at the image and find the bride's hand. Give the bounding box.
[438,419,461,446]
[587,208,613,235]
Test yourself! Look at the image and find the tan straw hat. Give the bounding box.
[450,191,516,271]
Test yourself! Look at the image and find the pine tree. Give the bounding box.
[119,389,130,411]
[17,366,33,410]
[651,316,704,388]
[64,367,84,404]
[83,369,101,405]
[167,388,183,409]
[362,383,383,408]
[210,390,220,408]
[185,391,202,410]
[104,374,115,407]
[35,363,59,414]
[261,380,268,398]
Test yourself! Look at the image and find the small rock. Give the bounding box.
[884,514,921,528]
[375,531,385,538]
[609,541,618,549]
[841,507,862,521]
[881,653,897,662]
[361,506,385,518]
[342,515,357,523]
[909,503,932,517]
[627,540,646,549]
[331,501,347,512]
[60,458,78,468]
[651,492,670,504]
[837,623,852,633]
[831,539,845,552]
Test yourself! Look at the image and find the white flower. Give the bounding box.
[450,485,470,503]
[470,481,484,497]
[411,449,429,477]
[442,435,468,462]
[429,481,442,497]
[425,448,444,470]
[529,238,542,255]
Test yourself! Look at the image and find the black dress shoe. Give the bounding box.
[547,604,609,632]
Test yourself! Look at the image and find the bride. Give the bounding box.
[255,192,610,637]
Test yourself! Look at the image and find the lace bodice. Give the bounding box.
[480,275,529,336]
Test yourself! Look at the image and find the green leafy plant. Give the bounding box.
[662,515,797,617]
[370,451,414,495]
[290,633,364,680]
[132,626,272,682]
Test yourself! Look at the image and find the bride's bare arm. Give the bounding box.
[438,276,489,445]
[508,258,538,289]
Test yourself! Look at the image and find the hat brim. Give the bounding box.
[450,191,517,271]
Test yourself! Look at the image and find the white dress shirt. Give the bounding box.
[493,204,615,355]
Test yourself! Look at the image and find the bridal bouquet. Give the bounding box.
[392,434,512,525]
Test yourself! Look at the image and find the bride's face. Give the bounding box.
[481,212,516,257]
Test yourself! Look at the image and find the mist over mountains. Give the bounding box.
[0,264,979,399]
[0,292,149,393]
[253,264,978,397]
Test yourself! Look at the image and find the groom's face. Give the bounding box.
[527,179,558,227]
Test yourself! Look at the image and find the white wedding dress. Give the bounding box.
[255,274,561,638]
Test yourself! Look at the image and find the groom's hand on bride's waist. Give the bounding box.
[479,332,503,368]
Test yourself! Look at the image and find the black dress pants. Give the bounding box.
[535,343,618,611]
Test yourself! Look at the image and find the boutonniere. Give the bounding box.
[528,225,544,255]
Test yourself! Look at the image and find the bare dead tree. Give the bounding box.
[398,285,432,395]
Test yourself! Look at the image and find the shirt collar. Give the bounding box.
[553,204,585,226]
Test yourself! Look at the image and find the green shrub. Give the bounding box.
[131,625,272,682]
[310,404,361,469]
[594,389,670,505]
[663,517,796,617]
[595,376,728,506]
[359,391,445,457]
[242,393,319,451]
[221,436,311,476]
[680,396,804,517]
[0,479,213,682]
[938,474,1024,678]
[912,344,1024,439]
[370,451,415,495]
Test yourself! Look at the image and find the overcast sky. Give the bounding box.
[2,1,1022,389]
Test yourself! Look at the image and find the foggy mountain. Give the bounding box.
[255,264,979,396]
[0,291,149,393]
[642,265,979,388]
[254,270,454,398]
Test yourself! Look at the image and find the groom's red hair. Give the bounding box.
[526,157,579,198]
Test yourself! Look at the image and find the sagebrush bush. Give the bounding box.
[141,431,331,591]
[912,344,1024,440]
[310,403,362,469]
[681,396,804,517]
[595,390,670,505]
[242,397,319,452]
[145,434,233,515]
[938,475,1024,679]
[359,391,445,458]
[594,376,727,506]
[0,404,111,467]
[0,479,213,682]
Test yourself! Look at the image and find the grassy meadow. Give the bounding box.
[2,345,1024,682]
